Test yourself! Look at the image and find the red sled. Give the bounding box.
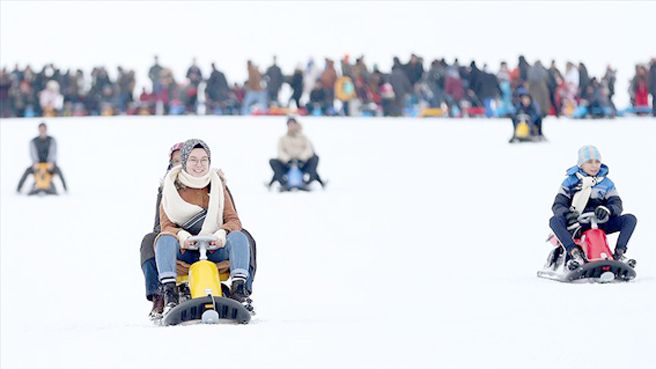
[539,212,636,283]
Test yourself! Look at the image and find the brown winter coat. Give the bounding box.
[158,183,242,242]
[247,65,263,91]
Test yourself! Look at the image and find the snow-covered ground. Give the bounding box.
[1,116,655,369]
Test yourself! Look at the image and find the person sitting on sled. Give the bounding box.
[141,142,257,319]
[549,145,637,268]
[16,122,69,193]
[510,89,545,141]
[154,139,252,314]
[139,142,182,319]
[266,116,326,190]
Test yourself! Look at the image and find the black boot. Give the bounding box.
[567,248,586,270]
[162,282,178,314]
[229,278,249,303]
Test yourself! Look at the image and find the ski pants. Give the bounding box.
[549,213,637,252]
[269,155,324,187]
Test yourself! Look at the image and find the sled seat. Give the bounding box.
[34,163,54,190]
[176,260,230,284]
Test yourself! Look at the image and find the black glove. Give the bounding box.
[565,209,580,225]
[595,206,611,223]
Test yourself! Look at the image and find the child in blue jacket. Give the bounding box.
[549,145,637,267]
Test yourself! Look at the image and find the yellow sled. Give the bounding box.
[28,163,57,195]
[514,121,531,139]
[161,236,251,326]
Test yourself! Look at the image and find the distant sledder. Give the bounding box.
[16,122,68,195]
[266,116,327,192]
[539,145,637,283]
[508,89,546,143]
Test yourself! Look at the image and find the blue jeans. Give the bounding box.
[141,258,159,300]
[155,231,251,286]
[549,214,637,252]
[241,90,268,115]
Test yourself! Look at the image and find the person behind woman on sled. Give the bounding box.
[549,145,637,269]
[16,122,68,193]
[509,89,545,142]
[267,116,326,190]
[139,142,182,319]
[154,139,252,315]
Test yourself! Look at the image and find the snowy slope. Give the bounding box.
[1,116,655,369]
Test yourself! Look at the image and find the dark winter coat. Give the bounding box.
[477,72,500,100]
[389,66,412,100]
[288,71,304,100]
[404,61,424,86]
[527,64,551,115]
[30,136,57,163]
[265,64,284,97]
[518,56,530,83]
[206,69,230,102]
[309,87,327,104]
[513,97,542,124]
[578,64,590,98]
[551,164,622,218]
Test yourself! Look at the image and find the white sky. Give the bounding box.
[1,0,654,106]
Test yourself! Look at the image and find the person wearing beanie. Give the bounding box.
[549,145,637,267]
[267,117,327,191]
[153,139,253,315]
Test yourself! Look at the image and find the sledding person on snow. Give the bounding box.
[16,122,68,194]
[549,145,637,269]
[153,139,252,315]
[508,88,545,143]
[266,116,326,190]
[140,142,258,319]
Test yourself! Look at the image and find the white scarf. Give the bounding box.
[161,165,224,235]
[571,172,604,213]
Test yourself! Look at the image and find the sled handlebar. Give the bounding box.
[184,235,220,251]
[571,212,607,229]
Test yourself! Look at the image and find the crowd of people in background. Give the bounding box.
[1,55,655,119]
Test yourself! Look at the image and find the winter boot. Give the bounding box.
[567,248,586,271]
[230,277,255,314]
[229,278,249,303]
[162,282,179,315]
[613,247,636,268]
[148,293,164,321]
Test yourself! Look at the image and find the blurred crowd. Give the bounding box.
[1,55,655,119]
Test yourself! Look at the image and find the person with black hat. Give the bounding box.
[267,116,327,191]
[16,122,68,194]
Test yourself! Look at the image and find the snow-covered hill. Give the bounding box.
[1,115,655,369]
